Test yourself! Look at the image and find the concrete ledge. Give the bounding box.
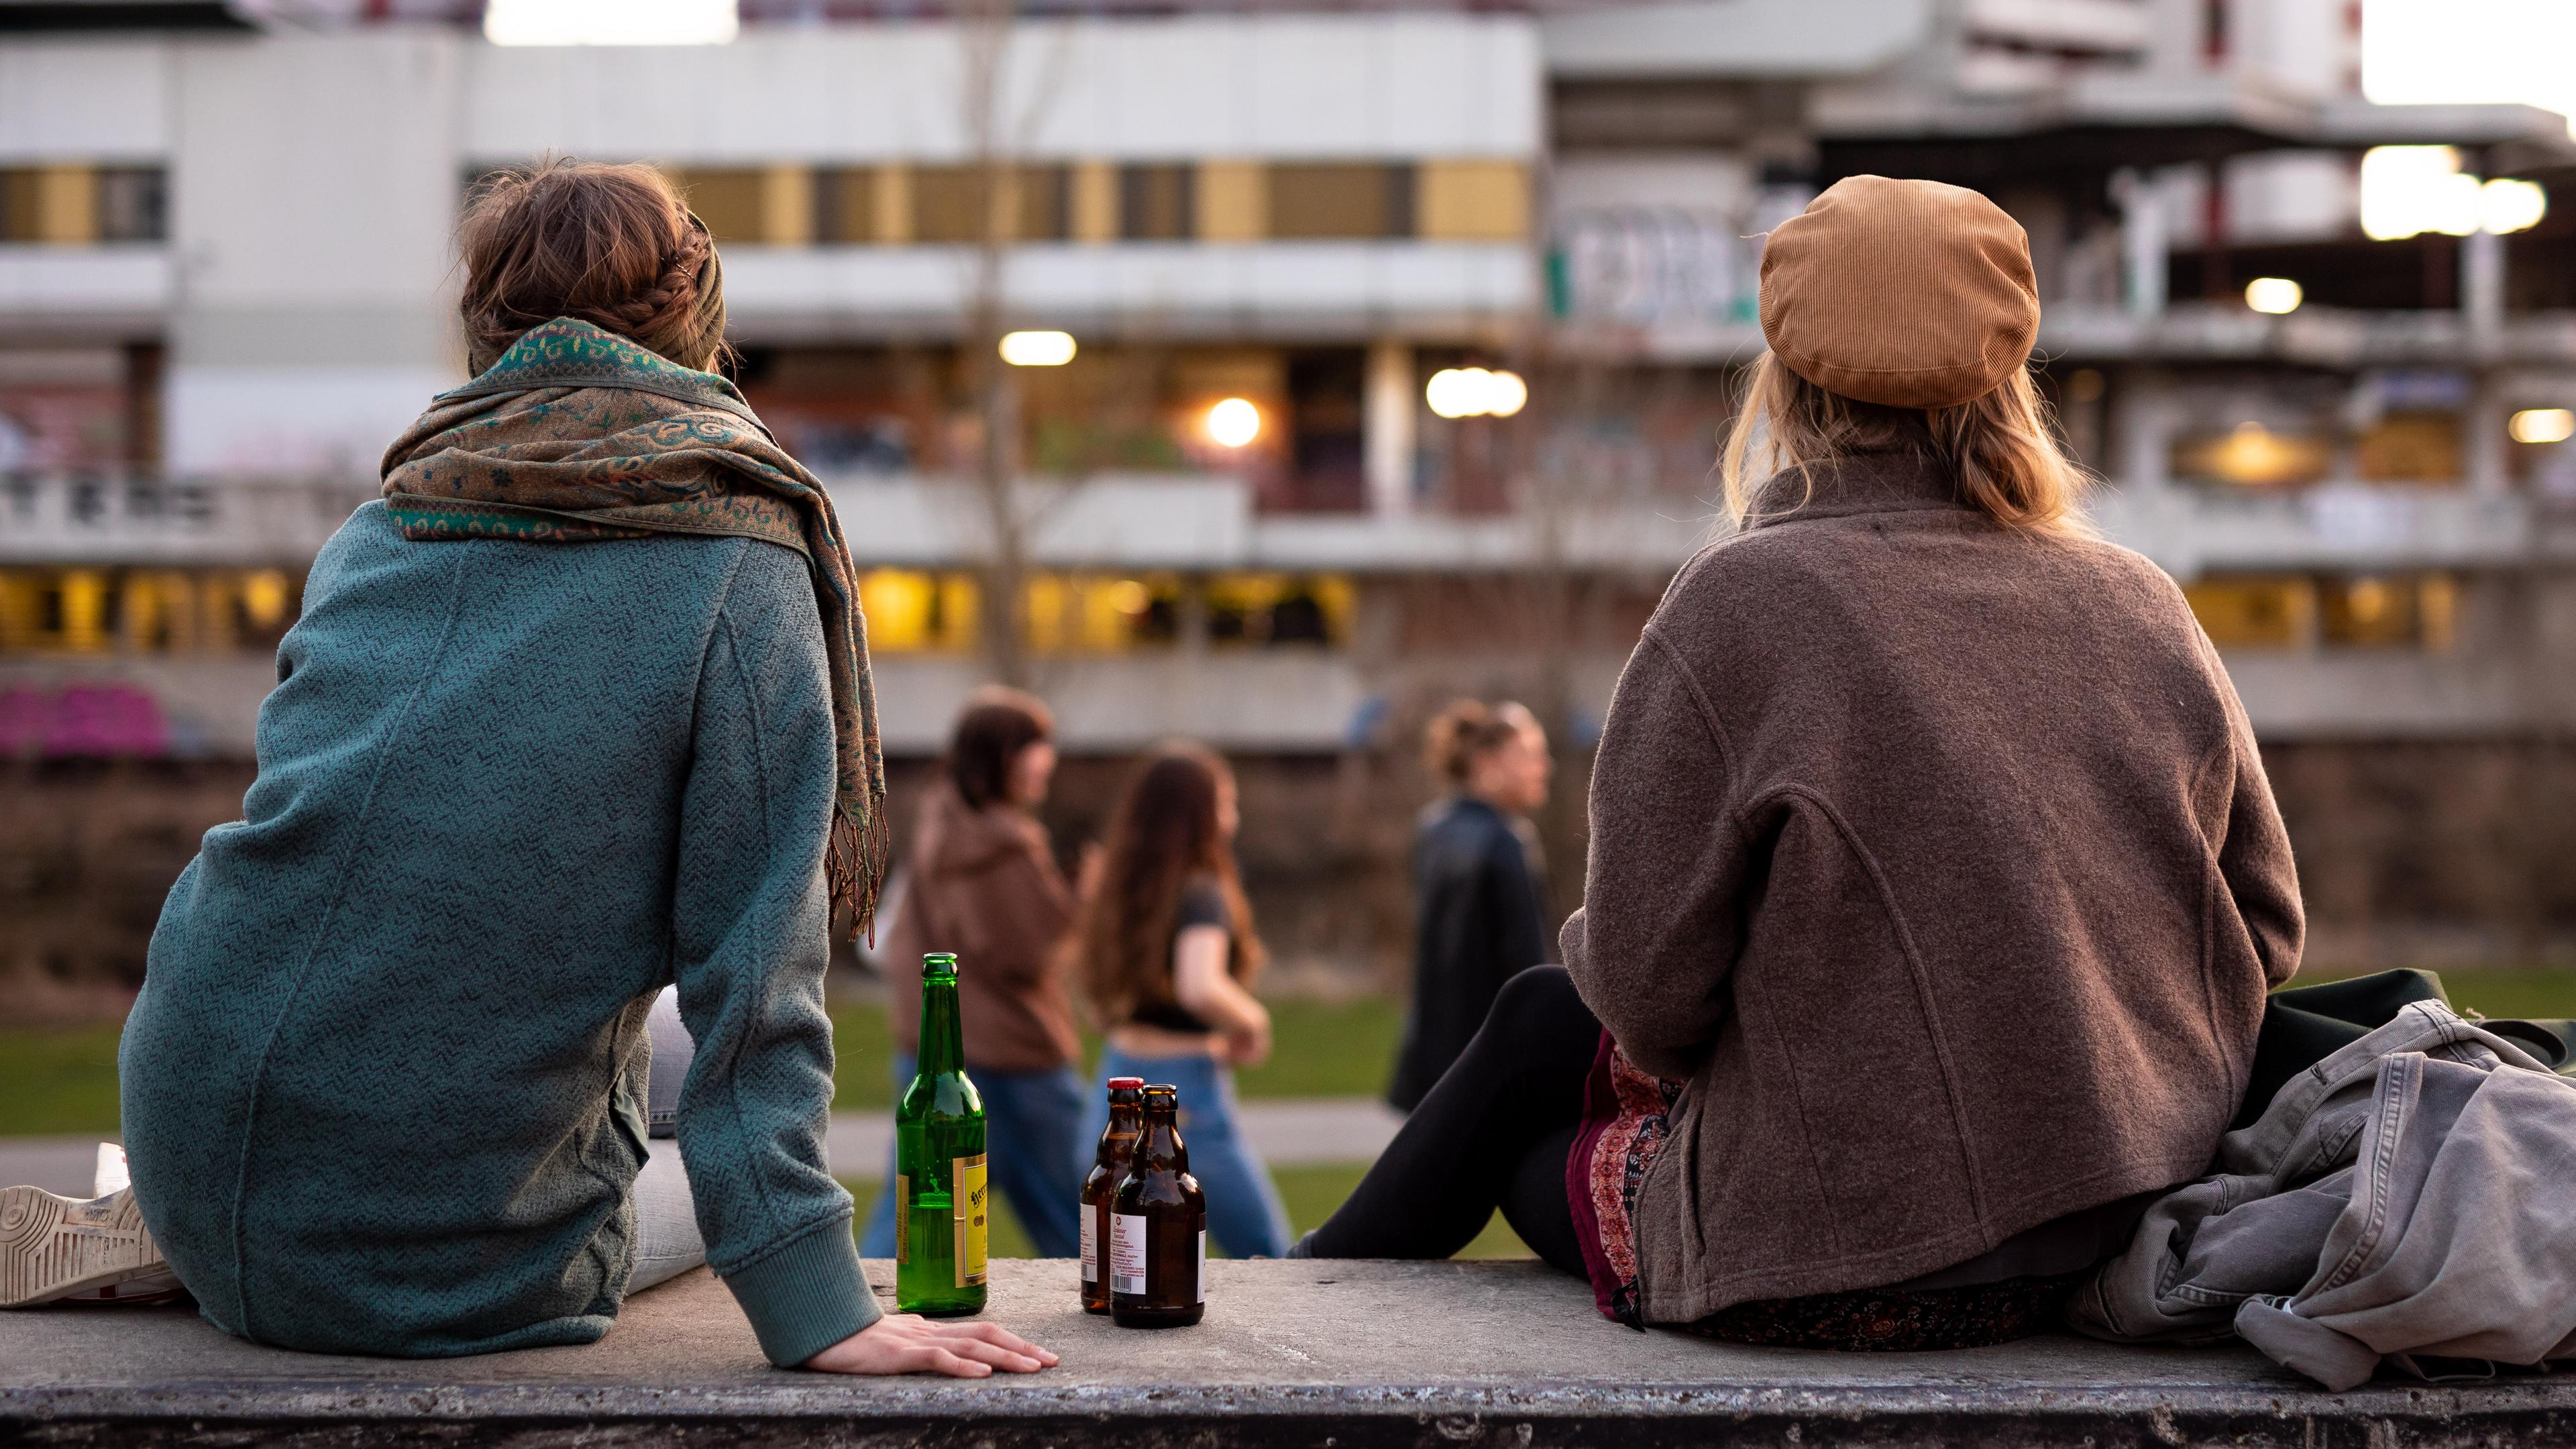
[8,1260,2576,1446]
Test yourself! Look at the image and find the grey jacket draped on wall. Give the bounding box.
[2069,1000,2576,1390]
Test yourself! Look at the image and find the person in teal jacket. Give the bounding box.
[0,162,1052,1379]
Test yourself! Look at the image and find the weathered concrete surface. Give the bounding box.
[6,1259,2573,1447]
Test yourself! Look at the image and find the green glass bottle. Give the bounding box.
[895,952,987,1316]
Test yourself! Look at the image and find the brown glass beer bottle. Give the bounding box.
[1110,1083,1205,1328]
[1080,1076,1146,1312]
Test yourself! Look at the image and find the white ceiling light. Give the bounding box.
[485,0,741,46]
[2360,147,2550,240]
[2510,408,2576,444]
[1206,398,1263,449]
[2481,178,2550,235]
[2245,277,2304,315]
[1426,368,1529,420]
[998,331,1077,368]
[2360,147,2482,240]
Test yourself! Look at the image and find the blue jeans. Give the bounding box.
[1080,1046,1291,1260]
[858,1055,1087,1260]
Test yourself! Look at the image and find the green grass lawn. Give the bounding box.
[832,996,1403,1110]
[13,969,2575,1144]
[0,1024,126,1137]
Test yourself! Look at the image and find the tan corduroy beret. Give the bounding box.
[1758,175,2041,410]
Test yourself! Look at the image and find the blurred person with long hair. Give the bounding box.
[1387,700,1554,1112]
[1068,743,1293,1259]
[2,161,1053,1379]
[861,687,1087,1260]
[1293,177,2300,1351]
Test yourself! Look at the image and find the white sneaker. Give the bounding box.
[0,1177,178,1309]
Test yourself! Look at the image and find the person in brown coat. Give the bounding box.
[859,688,1089,1259]
[1295,175,2304,1351]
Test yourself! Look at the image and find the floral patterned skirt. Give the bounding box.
[1563,1030,2075,1351]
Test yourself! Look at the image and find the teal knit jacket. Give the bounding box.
[120,501,879,1366]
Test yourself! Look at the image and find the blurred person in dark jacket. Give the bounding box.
[860,688,1088,1259]
[1387,700,1554,1112]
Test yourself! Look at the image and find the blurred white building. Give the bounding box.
[7,0,2576,974]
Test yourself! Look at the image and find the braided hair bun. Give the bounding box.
[457,159,728,375]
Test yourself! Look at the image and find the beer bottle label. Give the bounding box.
[1196,1228,1207,1304]
[953,1155,988,1288]
[1110,1212,1148,1296]
[1079,1204,1097,1283]
[893,1173,909,1263]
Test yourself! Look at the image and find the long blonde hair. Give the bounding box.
[1717,355,2090,533]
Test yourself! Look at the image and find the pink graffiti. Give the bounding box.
[0,684,170,759]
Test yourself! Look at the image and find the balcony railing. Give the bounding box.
[1,474,373,568]
[5,469,2561,578]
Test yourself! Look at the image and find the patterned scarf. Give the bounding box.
[380,317,888,940]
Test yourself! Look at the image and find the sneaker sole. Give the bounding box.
[0,1187,166,1308]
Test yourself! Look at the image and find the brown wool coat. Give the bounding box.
[1561,448,2303,1325]
[887,784,1083,1074]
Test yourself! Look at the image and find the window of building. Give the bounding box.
[2171,421,2334,488]
[667,167,770,244]
[0,568,299,655]
[2354,413,2464,485]
[910,164,1070,244]
[857,570,979,653]
[816,166,880,244]
[1026,574,1165,654]
[0,170,34,242]
[1119,164,1195,241]
[95,168,166,242]
[2184,572,2457,650]
[2185,576,2315,649]
[0,165,168,245]
[1205,574,1353,647]
[0,346,136,470]
[1415,160,1529,242]
[1285,348,1364,511]
[2321,574,2455,649]
[1266,163,1415,241]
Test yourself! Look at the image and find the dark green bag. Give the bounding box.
[2236,970,2576,1131]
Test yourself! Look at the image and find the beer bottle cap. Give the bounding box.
[1107,1077,1146,1090]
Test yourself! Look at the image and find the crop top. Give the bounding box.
[1124,877,1229,1034]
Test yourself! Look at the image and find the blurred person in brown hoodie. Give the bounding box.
[858,688,1088,1258]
